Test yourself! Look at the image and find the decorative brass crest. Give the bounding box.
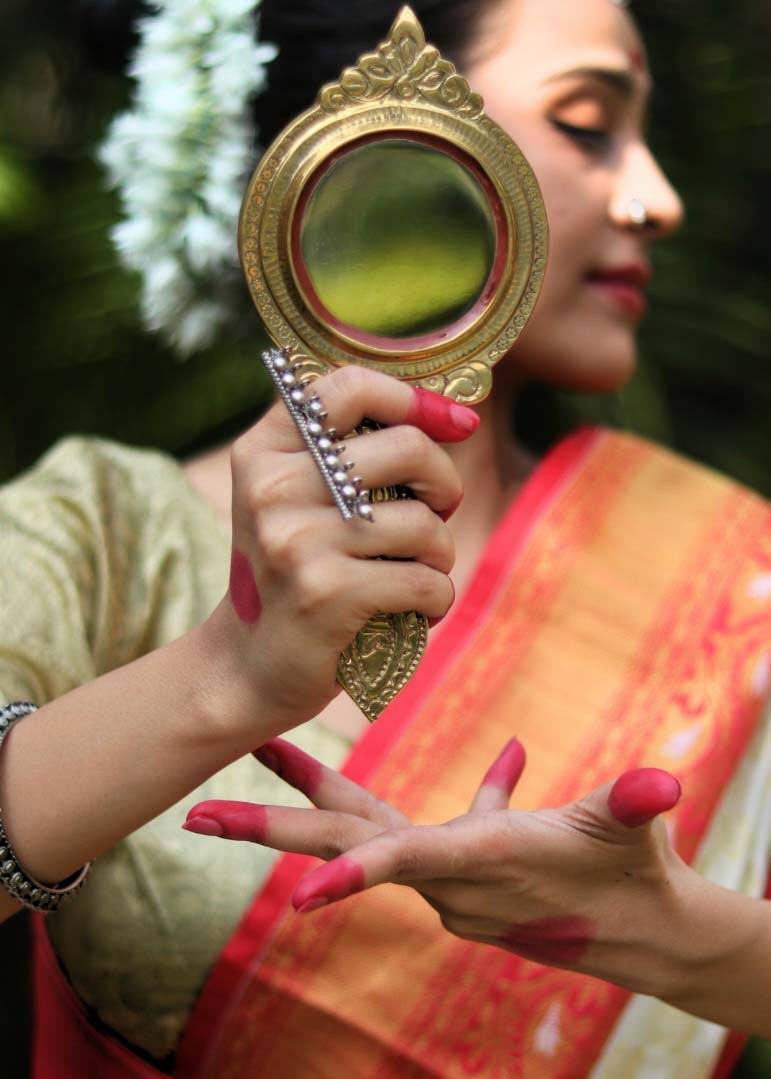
[239,6,548,719]
[318,8,484,119]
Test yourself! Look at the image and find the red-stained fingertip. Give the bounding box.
[253,738,323,797]
[406,387,479,443]
[607,767,681,828]
[481,737,526,791]
[182,801,269,842]
[292,856,365,912]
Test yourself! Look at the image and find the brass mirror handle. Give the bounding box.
[283,353,428,722]
[337,468,429,722]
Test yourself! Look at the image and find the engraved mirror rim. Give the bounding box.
[288,129,510,354]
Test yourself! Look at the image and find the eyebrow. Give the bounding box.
[543,67,640,100]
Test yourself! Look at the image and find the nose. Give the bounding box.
[609,142,684,238]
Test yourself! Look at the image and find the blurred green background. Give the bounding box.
[0,0,769,1074]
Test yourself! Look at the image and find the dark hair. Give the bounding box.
[253,1,501,147]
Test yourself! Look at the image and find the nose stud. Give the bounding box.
[627,198,649,229]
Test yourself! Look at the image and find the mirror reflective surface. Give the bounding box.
[294,137,501,347]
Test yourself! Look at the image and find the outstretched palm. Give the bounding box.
[183,737,684,989]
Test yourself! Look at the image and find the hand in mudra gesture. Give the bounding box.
[183,737,687,992]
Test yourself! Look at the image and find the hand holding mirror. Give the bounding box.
[239,5,548,719]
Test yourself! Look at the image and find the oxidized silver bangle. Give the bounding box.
[261,348,374,522]
[0,702,91,912]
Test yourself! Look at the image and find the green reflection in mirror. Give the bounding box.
[299,139,497,339]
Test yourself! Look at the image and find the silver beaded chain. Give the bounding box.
[0,702,91,912]
[260,348,374,522]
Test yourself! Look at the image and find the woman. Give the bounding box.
[0,1,767,1077]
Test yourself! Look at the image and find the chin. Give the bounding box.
[510,316,639,394]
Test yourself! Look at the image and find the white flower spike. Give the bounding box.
[99,0,276,354]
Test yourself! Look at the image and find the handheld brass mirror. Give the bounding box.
[239,5,548,720]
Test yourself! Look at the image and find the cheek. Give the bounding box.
[229,549,262,625]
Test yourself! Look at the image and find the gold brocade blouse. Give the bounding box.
[0,438,351,1062]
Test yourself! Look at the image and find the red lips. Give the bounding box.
[586,263,652,321]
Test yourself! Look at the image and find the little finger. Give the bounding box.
[344,558,455,624]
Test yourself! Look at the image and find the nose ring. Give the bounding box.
[627,198,649,229]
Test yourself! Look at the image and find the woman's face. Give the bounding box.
[467,0,683,391]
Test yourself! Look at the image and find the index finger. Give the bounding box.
[291,821,480,913]
[248,366,480,453]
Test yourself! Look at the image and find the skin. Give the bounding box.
[469,0,683,393]
[189,739,771,1037]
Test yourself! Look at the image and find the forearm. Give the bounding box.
[653,866,771,1036]
[0,600,279,904]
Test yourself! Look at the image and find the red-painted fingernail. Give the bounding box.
[182,815,225,838]
[292,856,365,912]
[406,387,479,442]
[608,768,682,828]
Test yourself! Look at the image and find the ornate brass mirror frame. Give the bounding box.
[239,6,548,719]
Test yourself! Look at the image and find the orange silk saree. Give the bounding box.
[33,428,771,1079]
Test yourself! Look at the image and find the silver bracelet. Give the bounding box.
[0,702,91,912]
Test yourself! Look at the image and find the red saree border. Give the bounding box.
[539,484,770,856]
[174,426,601,1078]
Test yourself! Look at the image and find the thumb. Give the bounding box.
[606,767,682,828]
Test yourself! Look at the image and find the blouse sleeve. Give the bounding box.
[0,436,200,706]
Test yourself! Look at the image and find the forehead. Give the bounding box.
[478,0,649,93]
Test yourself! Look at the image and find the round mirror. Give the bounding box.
[291,134,507,351]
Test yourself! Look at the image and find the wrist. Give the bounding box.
[186,601,279,755]
[653,862,764,1007]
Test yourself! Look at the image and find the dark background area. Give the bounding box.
[0,0,769,1074]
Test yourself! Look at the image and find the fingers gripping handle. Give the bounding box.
[336,418,428,720]
[260,347,427,721]
[261,348,373,522]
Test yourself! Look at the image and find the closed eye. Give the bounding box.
[550,117,610,154]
